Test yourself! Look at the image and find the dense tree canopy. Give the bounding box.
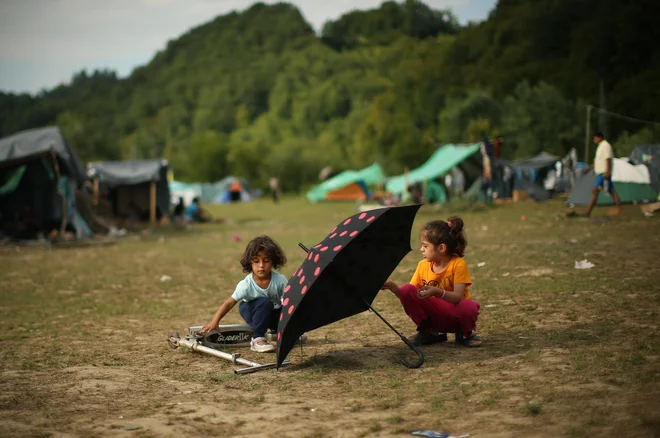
[1,0,658,189]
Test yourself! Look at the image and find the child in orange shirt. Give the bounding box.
[382,216,482,347]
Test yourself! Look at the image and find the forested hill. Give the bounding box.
[1,0,658,189]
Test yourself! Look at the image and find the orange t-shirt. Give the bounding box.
[410,257,472,299]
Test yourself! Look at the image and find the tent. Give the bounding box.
[0,127,91,239]
[87,159,170,223]
[629,145,660,193]
[168,176,252,205]
[386,144,482,196]
[213,177,252,203]
[306,163,385,202]
[567,157,658,206]
[499,152,564,201]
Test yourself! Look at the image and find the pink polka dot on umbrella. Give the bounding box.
[350,231,358,237]
[283,297,289,306]
[314,244,322,248]
[299,276,305,284]
[314,254,320,262]
[307,252,313,260]
[329,233,337,239]
[359,212,367,219]
[301,285,307,294]
[320,246,328,252]
[284,285,291,293]
[280,313,283,321]
[297,269,303,277]
[344,219,351,225]
[333,245,342,251]
[340,231,347,237]
[314,267,320,276]
[366,216,375,223]
[277,332,281,341]
[288,305,295,314]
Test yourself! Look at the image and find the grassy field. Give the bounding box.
[1,198,659,438]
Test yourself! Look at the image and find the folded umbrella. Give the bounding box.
[276,204,424,368]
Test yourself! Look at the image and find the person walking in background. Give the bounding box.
[580,132,623,217]
[269,177,280,204]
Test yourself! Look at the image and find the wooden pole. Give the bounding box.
[423,178,428,203]
[584,105,592,164]
[93,177,99,206]
[50,149,67,236]
[150,181,157,225]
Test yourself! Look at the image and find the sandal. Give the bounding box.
[456,331,482,347]
[410,331,448,346]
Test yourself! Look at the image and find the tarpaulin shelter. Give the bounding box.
[87,159,170,224]
[629,145,660,193]
[385,144,482,196]
[0,127,91,239]
[567,157,658,206]
[306,163,385,203]
[499,152,563,201]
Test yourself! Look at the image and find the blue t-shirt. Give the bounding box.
[231,271,289,308]
[184,203,199,219]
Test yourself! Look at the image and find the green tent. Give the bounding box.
[306,163,385,203]
[567,158,658,206]
[386,144,482,195]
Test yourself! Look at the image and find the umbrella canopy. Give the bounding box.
[276,204,422,367]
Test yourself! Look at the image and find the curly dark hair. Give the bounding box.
[240,235,287,273]
[421,216,467,257]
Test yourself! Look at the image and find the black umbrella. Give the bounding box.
[275,204,424,369]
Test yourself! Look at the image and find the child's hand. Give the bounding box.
[418,285,441,299]
[201,321,218,334]
[381,279,396,290]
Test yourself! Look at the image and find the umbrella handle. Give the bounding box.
[399,335,425,369]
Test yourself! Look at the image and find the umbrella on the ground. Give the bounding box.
[276,204,424,369]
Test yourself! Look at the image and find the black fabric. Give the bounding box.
[276,204,422,367]
[87,159,168,187]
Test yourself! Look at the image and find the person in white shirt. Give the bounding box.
[581,132,622,216]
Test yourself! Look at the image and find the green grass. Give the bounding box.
[1,197,659,437]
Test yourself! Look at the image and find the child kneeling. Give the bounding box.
[201,236,288,352]
[382,216,482,347]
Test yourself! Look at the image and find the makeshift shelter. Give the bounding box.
[385,144,482,198]
[499,152,562,201]
[629,145,660,193]
[567,157,658,206]
[87,159,170,224]
[306,163,385,203]
[0,127,91,239]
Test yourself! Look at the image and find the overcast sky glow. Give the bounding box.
[0,0,496,95]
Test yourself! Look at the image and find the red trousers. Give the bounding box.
[398,284,480,335]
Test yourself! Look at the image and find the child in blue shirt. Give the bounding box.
[202,236,289,352]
